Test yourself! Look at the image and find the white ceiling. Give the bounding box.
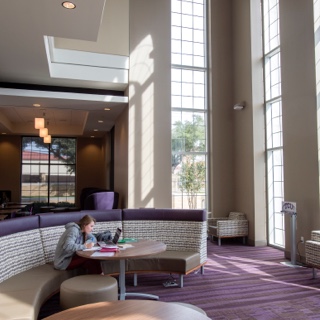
[0,0,129,138]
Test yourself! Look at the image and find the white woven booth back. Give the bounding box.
[0,229,46,283]
[123,220,207,264]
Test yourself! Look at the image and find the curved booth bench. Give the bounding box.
[121,208,207,288]
[0,210,122,320]
[0,208,207,320]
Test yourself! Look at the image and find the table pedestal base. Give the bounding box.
[118,260,159,301]
[124,292,159,300]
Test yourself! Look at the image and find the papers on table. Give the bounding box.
[83,246,101,251]
[83,243,135,254]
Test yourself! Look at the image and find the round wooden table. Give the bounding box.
[77,239,166,300]
[43,300,210,320]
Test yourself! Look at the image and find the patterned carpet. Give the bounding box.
[38,240,320,320]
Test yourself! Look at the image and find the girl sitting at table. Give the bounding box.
[54,214,102,274]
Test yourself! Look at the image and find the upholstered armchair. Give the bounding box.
[305,231,320,278]
[83,191,119,210]
[80,187,108,209]
[207,212,249,246]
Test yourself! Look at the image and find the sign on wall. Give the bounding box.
[281,201,297,213]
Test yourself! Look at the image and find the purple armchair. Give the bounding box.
[83,191,119,210]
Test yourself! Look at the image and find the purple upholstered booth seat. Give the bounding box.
[83,191,119,210]
[0,214,39,237]
[122,208,207,222]
[38,210,122,228]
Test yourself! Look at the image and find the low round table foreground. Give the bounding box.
[43,300,211,320]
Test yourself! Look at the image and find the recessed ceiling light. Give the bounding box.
[94,129,98,132]
[33,103,41,107]
[98,120,103,123]
[104,108,111,111]
[90,136,95,138]
[62,1,76,9]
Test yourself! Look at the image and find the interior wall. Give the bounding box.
[103,134,111,190]
[114,107,129,209]
[209,0,235,216]
[279,0,319,260]
[128,0,171,208]
[209,0,266,246]
[231,0,266,246]
[0,135,21,202]
[74,137,108,207]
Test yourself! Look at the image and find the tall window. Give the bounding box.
[21,137,76,208]
[171,0,208,209]
[263,0,284,247]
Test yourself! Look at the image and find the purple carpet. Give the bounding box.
[38,241,320,319]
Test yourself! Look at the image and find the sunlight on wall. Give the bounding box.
[128,35,155,208]
[128,100,136,207]
[141,83,154,201]
[130,35,154,86]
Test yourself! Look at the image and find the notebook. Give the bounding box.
[98,228,122,248]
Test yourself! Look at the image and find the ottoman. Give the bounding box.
[60,275,118,309]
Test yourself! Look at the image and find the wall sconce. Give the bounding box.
[233,101,246,111]
[39,128,48,137]
[34,118,45,129]
[43,135,51,144]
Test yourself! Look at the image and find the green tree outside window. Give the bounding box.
[172,115,206,208]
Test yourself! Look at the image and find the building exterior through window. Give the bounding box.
[21,137,76,208]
